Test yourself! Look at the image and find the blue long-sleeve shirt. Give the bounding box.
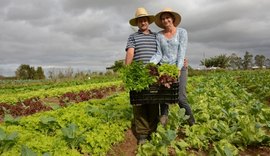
[150,27,188,70]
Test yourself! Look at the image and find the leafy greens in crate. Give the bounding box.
[121,61,178,91]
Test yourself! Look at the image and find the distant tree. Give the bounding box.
[64,67,73,78]
[47,68,62,80]
[200,54,230,68]
[105,70,113,76]
[74,71,86,79]
[107,60,124,72]
[254,55,266,68]
[35,66,45,79]
[48,70,54,79]
[16,64,31,79]
[200,58,214,68]
[242,51,253,69]
[47,67,76,80]
[265,58,270,68]
[15,64,45,80]
[229,53,243,69]
[74,70,92,79]
[216,54,230,68]
[58,71,65,79]
[29,66,36,79]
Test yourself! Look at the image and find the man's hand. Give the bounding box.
[184,58,188,68]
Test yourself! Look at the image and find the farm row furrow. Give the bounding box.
[0,81,122,104]
[0,85,125,122]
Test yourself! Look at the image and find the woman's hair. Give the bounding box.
[160,12,175,23]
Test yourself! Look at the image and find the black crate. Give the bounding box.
[129,82,179,105]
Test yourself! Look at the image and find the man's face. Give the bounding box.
[137,17,149,31]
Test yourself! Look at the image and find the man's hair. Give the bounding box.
[136,16,150,24]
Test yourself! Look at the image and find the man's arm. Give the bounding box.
[125,48,135,65]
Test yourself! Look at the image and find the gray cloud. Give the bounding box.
[1,0,270,76]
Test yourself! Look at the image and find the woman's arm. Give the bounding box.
[177,28,188,70]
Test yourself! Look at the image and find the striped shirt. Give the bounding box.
[126,30,157,64]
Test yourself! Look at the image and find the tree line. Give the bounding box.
[5,51,269,80]
[107,52,270,71]
[13,64,115,80]
[201,51,270,69]
[15,64,45,80]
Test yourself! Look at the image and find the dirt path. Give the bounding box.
[107,129,137,156]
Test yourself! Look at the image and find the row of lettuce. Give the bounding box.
[234,70,270,103]
[0,75,120,90]
[0,80,122,104]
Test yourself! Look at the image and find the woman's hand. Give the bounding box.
[178,70,181,77]
[184,58,188,68]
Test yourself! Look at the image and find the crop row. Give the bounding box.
[0,81,122,104]
[233,70,270,103]
[0,75,120,91]
[0,85,124,121]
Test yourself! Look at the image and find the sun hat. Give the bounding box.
[155,8,181,29]
[129,7,155,26]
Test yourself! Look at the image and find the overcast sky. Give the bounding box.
[1,0,270,76]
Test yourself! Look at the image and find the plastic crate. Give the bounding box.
[129,82,179,105]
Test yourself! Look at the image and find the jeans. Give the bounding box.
[160,67,195,125]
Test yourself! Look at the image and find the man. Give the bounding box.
[125,7,159,144]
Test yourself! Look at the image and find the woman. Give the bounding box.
[150,8,195,126]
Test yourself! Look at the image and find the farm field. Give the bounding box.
[0,70,270,156]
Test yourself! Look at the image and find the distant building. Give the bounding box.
[252,66,266,69]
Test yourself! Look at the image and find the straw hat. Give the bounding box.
[155,8,181,29]
[129,7,155,26]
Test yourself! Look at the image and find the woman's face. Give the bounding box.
[160,13,174,28]
[137,17,149,31]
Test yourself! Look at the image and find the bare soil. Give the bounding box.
[239,146,270,156]
[107,129,137,156]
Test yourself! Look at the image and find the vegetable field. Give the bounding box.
[0,70,270,156]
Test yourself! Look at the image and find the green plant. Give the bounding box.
[158,63,178,78]
[61,123,86,150]
[4,114,20,125]
[39,116,60,136]
[120,62,179,91]
[120,61,156,91]
[21,145,37,156]
[0,128,18,154]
